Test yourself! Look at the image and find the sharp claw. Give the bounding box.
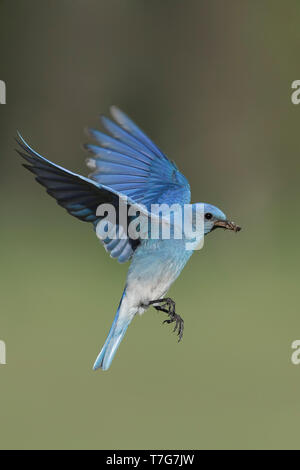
[177,320,184,342]
[164,313,184,341]
[152,297,184,341]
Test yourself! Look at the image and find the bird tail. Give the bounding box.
[93,290,133,371]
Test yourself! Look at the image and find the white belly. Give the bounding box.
[124,239,192,316]
[125,275,173,315]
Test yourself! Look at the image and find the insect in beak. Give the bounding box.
[213,220,242,232]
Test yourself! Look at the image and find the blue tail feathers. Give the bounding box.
[93,291,130,371]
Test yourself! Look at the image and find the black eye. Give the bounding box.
[205,213,213,220]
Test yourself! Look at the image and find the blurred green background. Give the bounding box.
[0,0,299,450]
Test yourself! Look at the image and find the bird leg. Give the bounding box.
[148,297,184,342]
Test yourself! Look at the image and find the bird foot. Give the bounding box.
[163,311,184,342]
[149,297,184,342]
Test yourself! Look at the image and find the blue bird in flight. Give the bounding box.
[17,107,241,371]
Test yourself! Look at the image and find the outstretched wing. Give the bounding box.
[85,106,191,209]
[16,134,147,263]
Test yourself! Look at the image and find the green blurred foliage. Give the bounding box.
[0,0,299,450]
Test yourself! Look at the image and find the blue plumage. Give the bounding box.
[93,289,129,371]
[17,107,241,370]
[85,113,191,208]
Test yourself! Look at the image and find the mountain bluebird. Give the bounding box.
[17,107,241,371]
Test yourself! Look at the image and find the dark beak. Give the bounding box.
[213,220,241,232]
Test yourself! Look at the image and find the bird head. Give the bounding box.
[197,203,241,235]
